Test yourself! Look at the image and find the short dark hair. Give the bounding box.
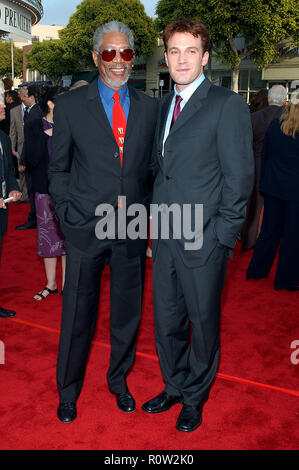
[6,90,20,104]
[163,17,210,53]
[27,85,39,101]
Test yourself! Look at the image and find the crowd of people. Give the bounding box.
[0,17,298,433]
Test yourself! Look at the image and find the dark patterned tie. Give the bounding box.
[23,107,29,121]
[170,95,183,130]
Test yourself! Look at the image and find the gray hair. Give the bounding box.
[93,21,134,52]
[268,84,287,105]
[19,87,27,95]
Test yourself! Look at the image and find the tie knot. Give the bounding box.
[175,95,183,106]
[113,92,120,102]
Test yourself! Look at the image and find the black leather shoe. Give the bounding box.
[142,392,183,414]
[57,402,77,423]
[15,221,36,230]
[0,307,16,318]
[275,286,299,291]
[176,404,203,432]
[116,392,136,413]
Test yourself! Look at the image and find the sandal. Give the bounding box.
[33,287,58,301]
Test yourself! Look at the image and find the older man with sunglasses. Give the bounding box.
[49,21,158,423]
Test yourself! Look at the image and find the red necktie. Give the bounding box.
[112,91,127,167]
[170,95,183,129]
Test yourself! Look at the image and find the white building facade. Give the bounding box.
[0,0,43,40]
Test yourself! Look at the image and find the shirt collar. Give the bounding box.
[97,76,128,105]
[174,74,205,103]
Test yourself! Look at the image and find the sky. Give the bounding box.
[39,0,158,25]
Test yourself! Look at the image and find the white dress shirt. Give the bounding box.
[163,74,206,155]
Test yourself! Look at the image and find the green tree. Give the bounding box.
[156,0,299,92]
[0,40,23,79]
[59,0,157,69]
[26,40,77,85]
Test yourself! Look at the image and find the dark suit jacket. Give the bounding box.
[151,78,254,268]
[23,117,49,194]
[260,118,299,202]
[251,105,284,159]
[0,130,20,236]
[20,103,42,166]
[48,78,158,257]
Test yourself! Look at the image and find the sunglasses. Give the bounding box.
[98,48,134,62]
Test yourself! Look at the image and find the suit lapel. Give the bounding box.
[167,78,212,137]
[159,92,173,149]
[86,79,115,143]
[125,86,140,143]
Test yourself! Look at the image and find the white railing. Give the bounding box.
[16,0,43,17]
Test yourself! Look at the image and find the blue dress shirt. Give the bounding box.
[97,77,130,128]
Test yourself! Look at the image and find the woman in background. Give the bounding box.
[25,85,66,300]
[247,98,299,291]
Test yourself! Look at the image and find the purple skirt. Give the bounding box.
[35,193,66,258]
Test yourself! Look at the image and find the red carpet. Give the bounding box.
[0,203,298,450]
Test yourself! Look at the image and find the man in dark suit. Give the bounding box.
[142,18,254,432]
[48,21,158,423]
[241,84,287,250]
[16,85,41,230]
[0,98,22,318]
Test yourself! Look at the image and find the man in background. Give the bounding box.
[241,84,287,250]
[16,86,41,229]
[0,87,22,318]
[10,88,29,202]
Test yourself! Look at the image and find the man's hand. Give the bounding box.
[18,165,26,172]
[0,191,22,209]
[8,190,22,202]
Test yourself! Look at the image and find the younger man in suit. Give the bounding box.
[142,18,254,432]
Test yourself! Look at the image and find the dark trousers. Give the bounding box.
[0,210,6,260]
[25,170,36,224]
[153,238,227,407]
[247,194,299,289]
[57,240,146,403]
[241,156,264,250]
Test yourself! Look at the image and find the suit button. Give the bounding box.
[114,152,119,158]
[166,176,171,180]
